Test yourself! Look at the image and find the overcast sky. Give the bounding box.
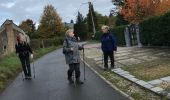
[0,0,114,26]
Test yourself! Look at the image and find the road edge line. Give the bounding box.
[81,58,134,100]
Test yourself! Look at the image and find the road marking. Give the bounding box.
[81,58,134,100]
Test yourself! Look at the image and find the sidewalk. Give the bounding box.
[83,43,170,99]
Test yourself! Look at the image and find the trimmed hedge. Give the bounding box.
[111,25,126,46]
[140,11,170,46]
[93,25,126,46]
[30,37,64,50]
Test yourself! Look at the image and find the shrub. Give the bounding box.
[140,11,170,46]
[111,25,126,46]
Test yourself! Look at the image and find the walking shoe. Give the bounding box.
[76,79,84,85]
[110,67,115,71]
[68,78,74,84]
[26,76,32,80]
[103,68,109,71]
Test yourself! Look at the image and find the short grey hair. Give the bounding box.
[65,29,74,37]
[101,25,110,30]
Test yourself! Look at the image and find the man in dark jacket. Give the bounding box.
[63,29,84,84]
[15,33,33,80]
[101,25,117,71]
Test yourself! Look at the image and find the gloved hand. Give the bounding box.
[30,54,34,59]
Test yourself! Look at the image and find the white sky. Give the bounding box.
[0,0,114,26]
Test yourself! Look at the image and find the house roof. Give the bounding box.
[0,19,26,36]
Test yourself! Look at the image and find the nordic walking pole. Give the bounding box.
[21,71,25,81]
[73,71,76,87]
[31,54,35,79]
[102,53,104,68]
[83,47,86,81]
[32,58,35,79]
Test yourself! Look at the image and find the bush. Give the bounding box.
[30,37,64,50]
[140,11,170,46]
[111,25,126,46]
[93,31,102,41]
[30,39,41,50]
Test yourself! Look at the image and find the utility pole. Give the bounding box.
[88,1,96,38]
[77,0,96,37]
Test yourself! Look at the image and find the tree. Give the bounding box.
[87,2,98,33]
[152,0,170,15]
[119,0,150,23]
[74,12,88,40]
[19,19,36,38]
[113,0,170,23]
[115,13,129,26]
[95,12,110,28]
[37,4,64,38]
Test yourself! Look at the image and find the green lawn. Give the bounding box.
[122,58,170,81]
[0,46,60,91]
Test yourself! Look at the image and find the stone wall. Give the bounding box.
[0,20,28,56]
[0,30,7,55]
[6,23,15,53]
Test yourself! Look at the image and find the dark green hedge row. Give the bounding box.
[93,25,126,46]
[30,37,64,50]
[111,25,126,46]
[140,11,170,46]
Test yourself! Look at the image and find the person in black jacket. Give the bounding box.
[101,25,117,71]
[15,33,33,80]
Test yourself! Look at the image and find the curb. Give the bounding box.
[111,68,169,98]
[81,58,134,100]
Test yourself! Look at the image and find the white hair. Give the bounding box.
[101,25,110,30]
[18,33,30,43]
[65,29,74,37]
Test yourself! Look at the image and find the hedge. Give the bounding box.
[111,25,126,46]
[140,11,170,46]
[30,37,64,50]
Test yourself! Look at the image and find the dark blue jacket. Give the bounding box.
[101,32,117,52]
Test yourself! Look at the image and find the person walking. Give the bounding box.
[63,29,84,84]
[101,25,117,71]
[15,33,33,80]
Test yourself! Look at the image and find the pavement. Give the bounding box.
[0,49,128,100]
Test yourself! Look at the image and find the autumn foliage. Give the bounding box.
[115,0,170,23]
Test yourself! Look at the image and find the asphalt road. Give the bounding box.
[0,49,128,100]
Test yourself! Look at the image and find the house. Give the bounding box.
[64,20,74,29]
[0,19,29,56]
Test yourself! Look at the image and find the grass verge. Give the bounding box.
[84,57,166,100]
[122,58,170,81]
[0,46,60,92]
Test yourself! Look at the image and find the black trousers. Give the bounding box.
[103,51,115,69]
[68,63,80,79]
[19,56,31,77]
